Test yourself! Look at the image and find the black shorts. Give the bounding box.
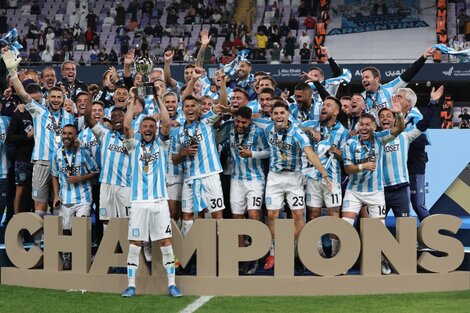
[15,161,33,186]
[384,184,410,218]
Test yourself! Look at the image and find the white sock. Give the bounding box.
[342,217,355,226]
[143,241,152,262]
[175,219,182,229]
[331,239,340,257]
[34,211,46,246]
[181,220,193,237]
[161,245,176,287]
[270,240,275,256]
[127,244,141,288]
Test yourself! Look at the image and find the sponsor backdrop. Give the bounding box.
[26,63,470,84]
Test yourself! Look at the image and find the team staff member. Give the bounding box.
[6,83,37,215]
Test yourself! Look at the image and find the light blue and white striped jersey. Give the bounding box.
[343,130,396,192]
[247,100,260,113]
[308,68,352,97]
[171,111,222,181]
[382,126,422,187]
[125,136,169,202]
[132,113,146,133]
[405,107,423,127]
[143,95,159,116]
[166,127,184,180]
[202,86,233,101]
[361,77,407,116]
[26,99,76,162]
[255,121,311,173]
[91,124,131,187]
[301,120,350,184]
[217,121,269,182]
[78,127,101,165]
[289,100,322,123]
[51,147,99,204]
[0,117,10,179]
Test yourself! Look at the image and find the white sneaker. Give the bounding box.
[381,258,392,275]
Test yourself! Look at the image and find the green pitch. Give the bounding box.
[0,285,469,313]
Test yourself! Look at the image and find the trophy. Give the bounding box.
[134,56,155,99]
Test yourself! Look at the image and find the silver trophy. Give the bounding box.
[134,56,155,98]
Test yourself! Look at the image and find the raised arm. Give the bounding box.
[163,50,178,88]
[195,29,211,67]
[124,96,135,139]
[181,66,204,100]
[390,96,405,137]
[400,47,435,83]
[155,89,170,137]
[322,46,342,78]
[219,74,229,107]
[84,90,98,129]
[304,145,332,190]
[123,49,134,79]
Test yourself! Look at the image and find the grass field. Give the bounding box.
[0,285,469,313]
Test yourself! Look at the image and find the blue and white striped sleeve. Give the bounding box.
[83,149,100,174]
[171,127,182,154]
[51,152,59,177]
[343,140,355,166]
[375,129,395,145]
[252,118,271,130]
[25,98,46,118]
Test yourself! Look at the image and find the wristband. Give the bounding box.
[358,164,363,171]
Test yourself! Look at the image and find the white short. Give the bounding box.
[342,190,386,218]
[167,175,183,201]
[99,183,131,220]
[265,171,305,211]
[58,203,91,230]
[230,179,265,215]
[181,174,225,214]
[306,180,342,208]
[128,200,172,242]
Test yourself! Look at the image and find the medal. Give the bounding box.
[143,165,149,173]
[55,135,61,144]
[281,153,287,161]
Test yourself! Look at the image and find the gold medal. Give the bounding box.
[281,153,287,161]
[143,165,149,173]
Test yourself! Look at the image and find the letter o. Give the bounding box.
[298,216,360,277]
